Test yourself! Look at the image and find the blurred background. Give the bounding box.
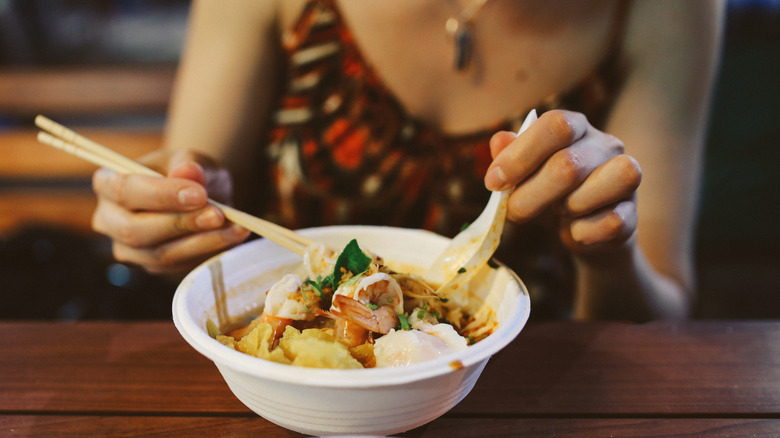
[0,0,778,321]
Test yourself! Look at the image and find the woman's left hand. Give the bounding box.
[485,109,642,255]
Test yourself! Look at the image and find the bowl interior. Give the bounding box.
[173,225,531,386]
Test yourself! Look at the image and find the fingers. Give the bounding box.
[111,225,250,275]
[505,136,621,222]
[486,110,641,251]
[486,110,590,191]
[487,109,632,224]
[168,152,233,204]
[169,161,208,186]
[565,154,642,216]
[93,168,209,212]
[92,199,227,248]
[90,149,244,275]
[563,199,638,249]
[92,189,248,275]
[560,156,640,249]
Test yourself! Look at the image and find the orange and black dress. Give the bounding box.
[261,0,628,319]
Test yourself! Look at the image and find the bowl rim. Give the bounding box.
[172,225,531,388]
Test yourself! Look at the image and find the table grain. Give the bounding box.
[2,320,779,437]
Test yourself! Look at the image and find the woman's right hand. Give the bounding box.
[91,149,251,276]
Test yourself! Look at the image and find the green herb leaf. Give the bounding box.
[333,239,372,286]
[457,267,467,274]
[367,303,378,310]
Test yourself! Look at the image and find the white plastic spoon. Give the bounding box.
[425,109,537,296]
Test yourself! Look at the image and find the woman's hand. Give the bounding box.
[485,109,642,255]
[91,149,250,276]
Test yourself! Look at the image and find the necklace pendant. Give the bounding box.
[453,24,473,72]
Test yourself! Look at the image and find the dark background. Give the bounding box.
[0,0,778,320]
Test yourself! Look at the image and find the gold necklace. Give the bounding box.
[445,0,488,72]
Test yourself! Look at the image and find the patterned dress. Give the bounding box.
[261,0,628,319]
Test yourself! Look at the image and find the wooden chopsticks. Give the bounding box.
[34,115,313,256]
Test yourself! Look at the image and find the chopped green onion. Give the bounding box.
[319,273,334,290]
[303,279,324,297]
[298,289,310,312]
[397,313,411,330]
[457,267,467,274]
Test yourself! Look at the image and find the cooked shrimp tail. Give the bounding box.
[260,313,294,341]
[303,242,337,279]
[331,294,399,334]
[333,317,371,347]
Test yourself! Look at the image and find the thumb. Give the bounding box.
[167,150,208,186]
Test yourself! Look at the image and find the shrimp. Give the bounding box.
[303,242,337,280]
[329,271,404,346]
[331,294,399,334]
[260,273,321,340]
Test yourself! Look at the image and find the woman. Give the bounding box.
[92,0,724,321]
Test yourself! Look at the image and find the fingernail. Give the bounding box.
[485,166,509,191]
[195,208,222,229]
[178,187,204,206]
[93,167,116,186]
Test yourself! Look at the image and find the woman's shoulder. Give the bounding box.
[622,0,725,59]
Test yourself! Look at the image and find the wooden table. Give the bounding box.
[2,320,779,437]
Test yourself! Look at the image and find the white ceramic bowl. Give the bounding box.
[173,225,530,437]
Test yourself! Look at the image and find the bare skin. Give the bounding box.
[91,0,725,321]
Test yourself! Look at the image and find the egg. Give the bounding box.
[374,323,467,367]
